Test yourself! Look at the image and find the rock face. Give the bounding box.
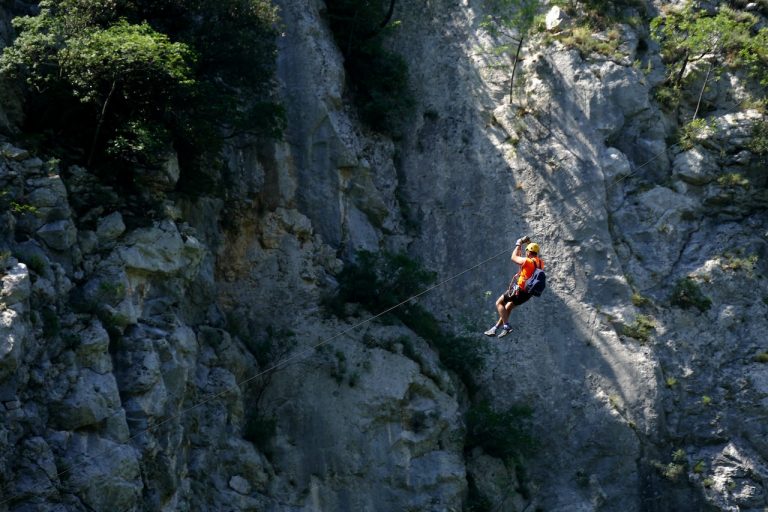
[0,0,767,511]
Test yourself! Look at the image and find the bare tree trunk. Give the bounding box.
[674,51,689,86]
[693,59,715,121]
[508,37,524,104]
[379,0,396,30]
[88,78,117,167]
[362,0,397,40]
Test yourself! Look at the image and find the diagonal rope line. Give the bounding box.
[121,246,513,446]
[3,89,762,509]
[0,246,513,507]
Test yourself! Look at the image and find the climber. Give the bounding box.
[484,236,544,338]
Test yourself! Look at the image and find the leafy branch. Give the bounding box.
[480,0,539,103]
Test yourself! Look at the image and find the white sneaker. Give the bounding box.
[497,325,513,338]
[484,326,498,336]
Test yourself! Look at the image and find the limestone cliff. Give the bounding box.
[1,1,767,511]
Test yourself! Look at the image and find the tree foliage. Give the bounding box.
[651,2,768,109]
[480,0,539,101]
[0,0,282,180]
[60,21,194,105]
[326,250,486,392]
[652,3,757,66]
[325,0,413,136]
[481,0,538,38]
[465,400,536,462]
[333,250,437,314]
[749,119,768,157]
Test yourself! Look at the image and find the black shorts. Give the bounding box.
[503,288,531,306]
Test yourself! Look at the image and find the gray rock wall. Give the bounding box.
[0,1,766,511]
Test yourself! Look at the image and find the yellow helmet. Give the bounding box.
[526,242,540,254]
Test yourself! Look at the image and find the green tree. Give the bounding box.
[481,0,539,103]
[326,250,486,392]
[740,26,768,86]
[651,3,767,117]
[0,3,194,166]
[61,21,195,165]
[133,0,285,143]
[0,0,282,182]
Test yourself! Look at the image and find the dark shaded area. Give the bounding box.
[324,0,413,136]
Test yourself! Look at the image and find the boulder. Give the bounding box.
[229,475,252,495]
[75,320,112,374]
[540,49,650,138]
[1,143,29,161]
[115,342,161,395]
[612,186,699,281]
[134,151,181,192]
[78,230,99,255]
[1,262,30,306]
[674,147,719,185]
[0,308,25,382]
[546,6,568,31]
[117,220,205,278]
[36,219,77,251]
[602,147,631,181]
[12,437,58,501]
[96,212,126,243]
[265,336,465,510]
[53,433,141,511]
[50,370,122,430]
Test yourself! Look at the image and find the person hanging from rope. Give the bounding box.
[484,236,544,338]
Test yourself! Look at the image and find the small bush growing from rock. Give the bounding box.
[329,250,486,391]
[621,314,654,342]
[333,250,437,314]
[670,277,712,312]
[653,84,681,110]
[754,351,768,363]
[632,292,651,307]
[465,400,536,462]
[465,476,494,512]
[22,254,47,276]
[748,120,768,158]
[678,118,714,150]
[654,448,687,481]
[243,415,276,452]
[717,172,750,189]
[330,350,347,385]
[554,25,624,60]
[721,253,758,273]
[9,201,38,216]
[41,306,60,339]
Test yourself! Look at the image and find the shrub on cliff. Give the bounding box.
[749,119,768,160]
[651,3,768,114]
[670,277,712,312]
[326,250,486,391]
[325,0,413,136]
[465,400,536,462]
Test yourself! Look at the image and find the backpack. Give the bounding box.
[524,259,546,297]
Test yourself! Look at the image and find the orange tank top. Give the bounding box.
[517,256,544,291]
